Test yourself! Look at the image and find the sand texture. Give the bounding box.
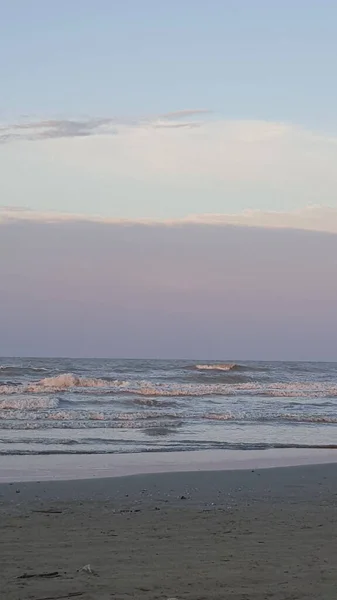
[1,464,337,599]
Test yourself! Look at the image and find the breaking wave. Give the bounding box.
[195,363,242,371]
[1,372,337,399]
[29,373,109,390]
[0,374,111,395]
[0,373,239,397]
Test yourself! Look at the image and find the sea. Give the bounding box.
[0,358,337,456]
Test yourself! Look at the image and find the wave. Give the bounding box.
[1,441,337,455]
[0,373,111,395]
[0,407,182,421]
[203,413,234,421]
[0,365,49,375]
[132,397,178,407]
[195,363,242,371]
[0,373,232,397]
[1,401,336,425]
[281,414,337,424]
[259,384,337,398]
[206,412,337,424]
[29,373,110,390]
[0,396,59,410]
[203,412,337,424]
[0,417,185,431]
[1,372,337,399]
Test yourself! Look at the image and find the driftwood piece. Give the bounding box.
[32,510,63,514]
[18,571,60,579]
[35,594,83,600]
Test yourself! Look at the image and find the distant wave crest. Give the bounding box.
[196,363,241,371]
[0,365,49,373]
[0,365,48,371]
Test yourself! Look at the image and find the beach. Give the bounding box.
[2,459,337,599]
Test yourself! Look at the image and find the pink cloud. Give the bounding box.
[1,205,337,234]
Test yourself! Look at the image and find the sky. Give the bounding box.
[1,1,337,359]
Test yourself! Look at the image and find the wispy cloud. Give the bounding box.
[0,117,118,142]
[161,109,212,120]
[1,114,337,218]
[1,205,336,234]
[0,110,209,143]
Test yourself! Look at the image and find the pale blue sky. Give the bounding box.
[1,1,337,218]
[1,0,337,129]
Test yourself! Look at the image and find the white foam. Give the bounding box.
[0,385,18,395]
[203,413,234,420]
[196,363,239,371]
[0,396,59,410]
[27,373,109,391]
[1,373,337,399]
[282,414,337,423]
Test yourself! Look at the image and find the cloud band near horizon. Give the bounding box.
[1,114,337,219]
[0,205,337,235]
[1,215,337,359]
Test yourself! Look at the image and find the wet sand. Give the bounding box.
[2,447,337,482]
[1,463,337,599]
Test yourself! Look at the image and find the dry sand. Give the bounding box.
[1,463,337,599]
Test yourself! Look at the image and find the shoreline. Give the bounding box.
[2,461,337,507]
[1,447,337,483]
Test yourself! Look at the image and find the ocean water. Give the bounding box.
[0,358,336,455]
